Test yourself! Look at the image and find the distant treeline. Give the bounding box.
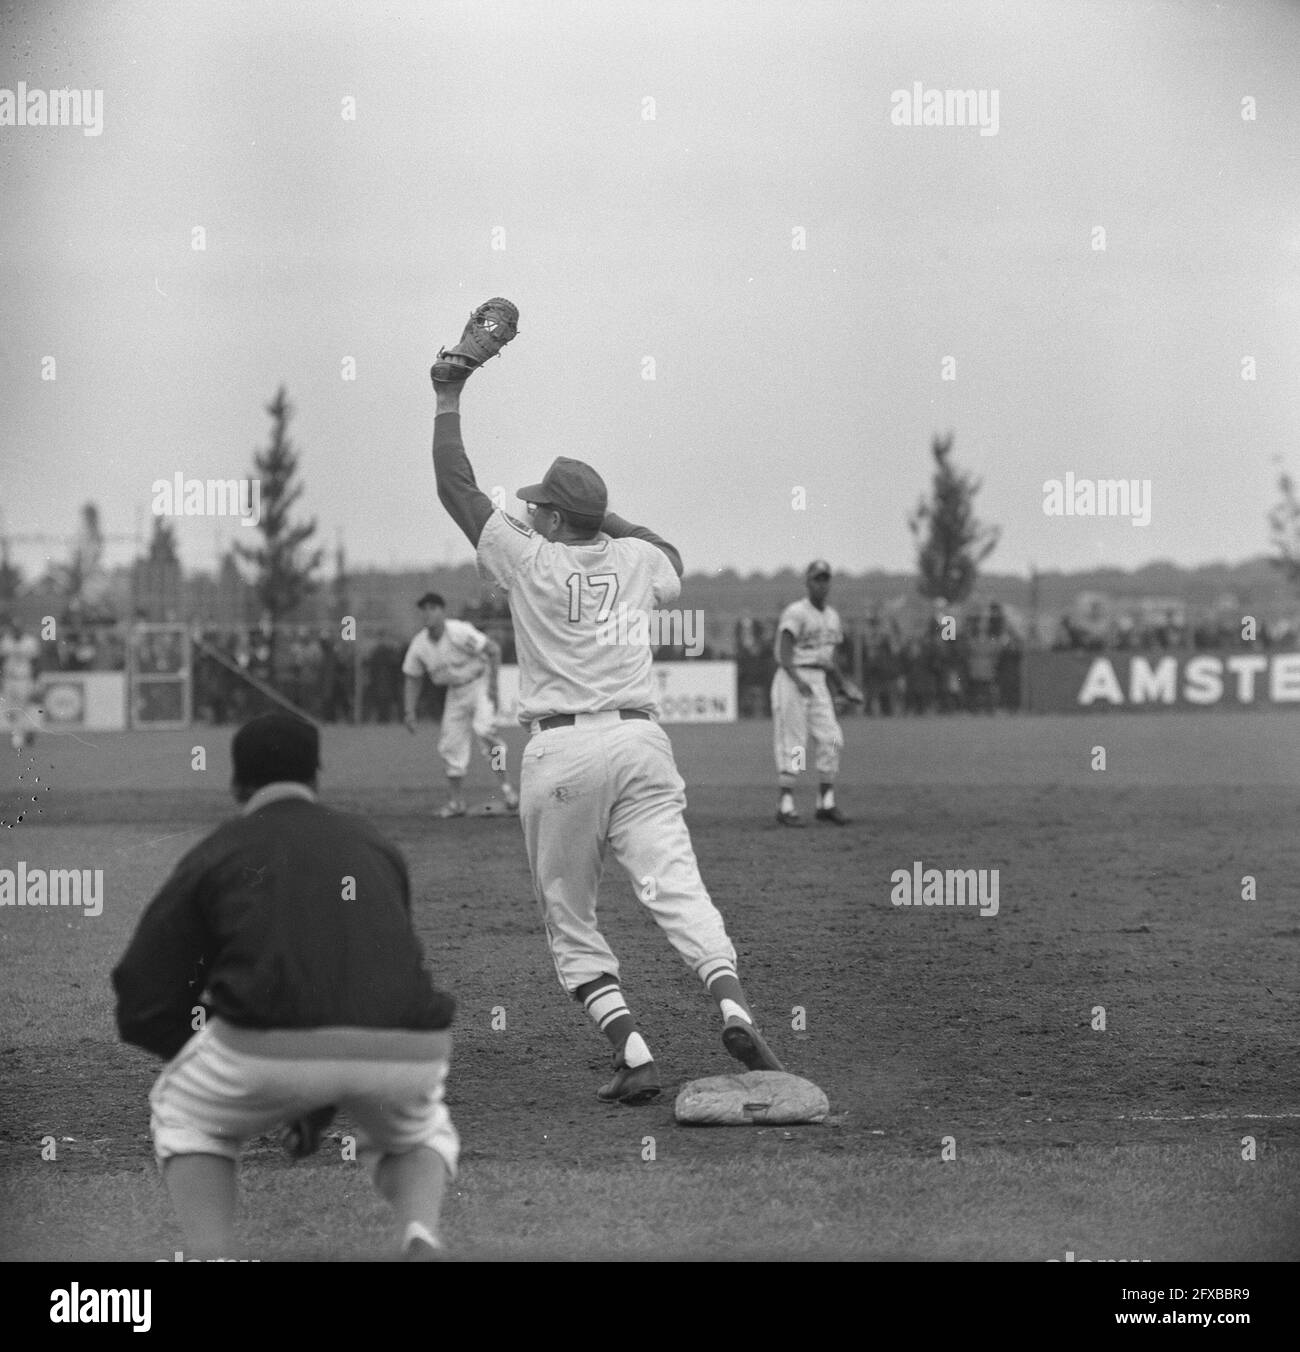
[7,554,1296,637]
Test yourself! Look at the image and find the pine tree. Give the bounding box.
[0,542,22,605]
[234,386,323,627]
[134,516,183,621]
[1266,463,1300,591]
[331,534,350,618]
[147,516,179,563]
[908,433,1000,604]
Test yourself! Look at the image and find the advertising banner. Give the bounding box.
[494,661,737,725]
[1024,650,1300,712]
[39,672,128,731]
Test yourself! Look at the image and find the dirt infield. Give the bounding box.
[2,713,1298,1259]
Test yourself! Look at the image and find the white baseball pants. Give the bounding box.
[518,711,737,993]
[148,1018,459,1179]
[437,675,500,778]
[771,667,843,784]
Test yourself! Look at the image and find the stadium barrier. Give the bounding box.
[129,623,192,729]
[190,632,318,726]
[1023,649,1300,712]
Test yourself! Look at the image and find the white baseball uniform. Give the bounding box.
[1,633,41,741]
[771,598,844,784]
[476,510,737,992]
[402,620,500,778]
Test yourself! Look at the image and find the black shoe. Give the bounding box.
[722,1016,786,1072]
[596,1055,661,1105]
[776,808,805,827]
[815,805,849,825]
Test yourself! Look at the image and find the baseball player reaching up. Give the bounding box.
[426,298,785,1105]
[402,591,518,817]
[772,561,851,827]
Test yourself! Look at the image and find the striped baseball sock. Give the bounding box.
[575,977,651,1066]
[698,958,754,1026]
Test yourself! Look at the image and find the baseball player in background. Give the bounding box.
[772,561,851,826]
[1,617,42,751]
[427,299,785,1105]
[402,591,518,817]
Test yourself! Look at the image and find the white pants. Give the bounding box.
[438,676,500,779]
[771,667,843,784]
[1,678,40,733]
[148,1018,459,1179]
[519,712,737,993]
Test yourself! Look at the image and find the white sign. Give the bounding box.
[650,661,737,723]
[39,673,127,731]
[1076,653,1300,708]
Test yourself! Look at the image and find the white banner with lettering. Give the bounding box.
[494,661,737,726]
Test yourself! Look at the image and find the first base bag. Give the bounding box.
[674,1070,829,1126]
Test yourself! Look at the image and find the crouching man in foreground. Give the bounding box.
[111,713,457,1260]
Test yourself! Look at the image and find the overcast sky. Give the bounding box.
[2,0,1297,584]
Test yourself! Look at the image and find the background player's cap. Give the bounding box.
[517,457,608,519]
[231,713,320,791]
[416,592,445,609]
[806,559,832,579]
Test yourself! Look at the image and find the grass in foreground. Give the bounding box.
[2,1147,1296,1262]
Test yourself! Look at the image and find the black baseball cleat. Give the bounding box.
[722,1016,786,1073]
[401,1235,446,1262]
[815,805,849,825]
[596,1055,661,1106]
[776,809,805,827]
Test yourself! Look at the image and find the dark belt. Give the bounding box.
[536,709,651,731]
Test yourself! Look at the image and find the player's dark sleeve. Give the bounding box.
[433,412,494,547]
[384,838,415,916]
[111,853,215,1059]
[602,511,684,578]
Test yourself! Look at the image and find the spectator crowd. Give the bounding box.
[1050,609,1300,652]
[192,626,354,724]
[736,603,1023,718]
[29,597,1300,726]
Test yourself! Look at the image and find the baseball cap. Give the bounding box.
[517,457,608,519]
[231,714,320,791]
[806,559,832,579]
[416,592,445,609]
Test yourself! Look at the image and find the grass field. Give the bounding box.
[2,711,1298,1261]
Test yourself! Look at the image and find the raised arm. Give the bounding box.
[602,511,683,578]
[432,384,494,547]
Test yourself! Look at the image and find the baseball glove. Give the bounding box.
[281,1104,337,1161]
[825,667,865,714]
[430,298,519,383]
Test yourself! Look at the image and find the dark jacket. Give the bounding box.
[112,789,454,1058]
